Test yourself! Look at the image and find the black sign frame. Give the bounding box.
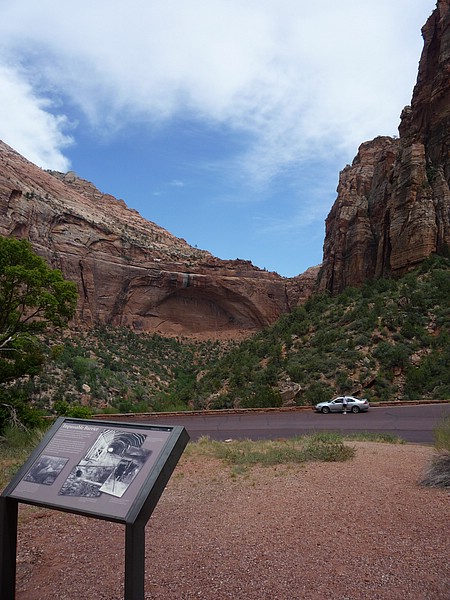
[0,417,189,599]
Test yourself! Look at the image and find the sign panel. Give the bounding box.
[4,418,187,522]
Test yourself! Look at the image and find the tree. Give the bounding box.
[0,236,78,384]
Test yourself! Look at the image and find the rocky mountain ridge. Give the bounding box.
[0,140,317,339]
[318,0,450,293]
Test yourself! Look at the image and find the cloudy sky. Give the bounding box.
[0,0,436,276]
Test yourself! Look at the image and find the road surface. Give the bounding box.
[116,403,450,444]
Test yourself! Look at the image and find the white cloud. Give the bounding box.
[0,64,72,170]
[0,0,436,176]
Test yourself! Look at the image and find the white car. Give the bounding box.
[314,396,370,414]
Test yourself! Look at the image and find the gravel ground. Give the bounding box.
[14,442,450,600]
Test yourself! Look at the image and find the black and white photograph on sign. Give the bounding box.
[58,429,151,498]
[23,455,69,486]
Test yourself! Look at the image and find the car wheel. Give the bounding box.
[321,406,330,414]
[351,406,360,413]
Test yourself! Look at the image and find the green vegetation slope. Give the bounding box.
[162,255,450,409]
[2,256,449,425]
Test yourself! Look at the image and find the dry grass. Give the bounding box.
[421,451,450,488]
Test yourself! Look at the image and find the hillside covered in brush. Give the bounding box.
[2,255,449,422]
[161,256,450,410]
[3,329,234,417]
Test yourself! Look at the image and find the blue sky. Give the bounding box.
[0,0,436,277]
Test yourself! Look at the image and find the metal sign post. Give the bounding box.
[0,496,18,599]
[125,523,145,599]
[0,417,189,600]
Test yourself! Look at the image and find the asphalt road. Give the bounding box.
[125,403,450,444]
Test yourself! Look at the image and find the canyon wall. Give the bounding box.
[0,141,316,338]
[318,0,450,294]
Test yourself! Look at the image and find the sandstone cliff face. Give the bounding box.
[0,141,317,338]
[318,0,450,294]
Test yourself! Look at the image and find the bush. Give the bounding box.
[300,436,356,462]
[240,387,282,409]
[420,452,450,488]
[0,392,45,434]
[302,382,334,406]
[53,400,92,418]
[335,370,352,392]
[405,347,450,400]
[420,416,450,488]
[373,341,409,371]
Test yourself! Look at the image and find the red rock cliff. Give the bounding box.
[318,0,450,294]
[0,141,317,338]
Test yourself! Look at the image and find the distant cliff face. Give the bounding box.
[0,141,317,338]
[318,0,450,294]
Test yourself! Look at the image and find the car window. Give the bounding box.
[334,399,342,404]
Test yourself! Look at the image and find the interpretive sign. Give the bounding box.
[4,418,188,522]
[0,417,189,599]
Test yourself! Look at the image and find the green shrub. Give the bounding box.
[285,360,304,382]
[240,387,282,409]
[300,437,355,462]
[0,391,45,434]
[53,400,92,418]
[301,382,334,405]
[405,346,450,400]
[335,370,352,391]
[373,341,409,370]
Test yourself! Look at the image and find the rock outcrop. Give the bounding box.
[0,141,317,338]
[318,0,450,294]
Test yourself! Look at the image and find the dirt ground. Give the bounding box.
[13,442,450,600]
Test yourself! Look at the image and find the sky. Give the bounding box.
[0,0,437,277]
